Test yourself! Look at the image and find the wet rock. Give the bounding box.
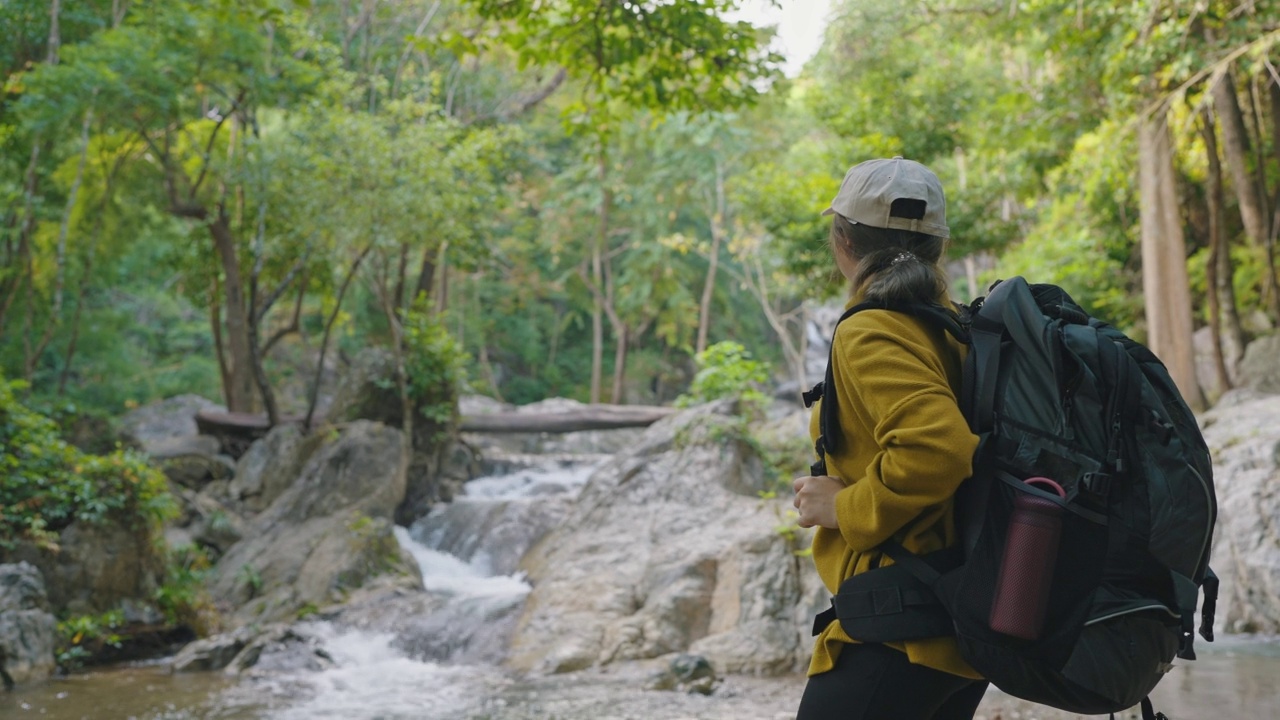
[226,624,334,675]
[0,562,57,687]
[208,421,417,626]
[170,627,257,673]
[410,494,575,576]
[506,401,811,676]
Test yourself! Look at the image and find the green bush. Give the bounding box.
[402,305,469,432]
[0,376,175,552]
[677,341,771,412]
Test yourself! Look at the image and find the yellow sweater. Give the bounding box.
[807,301,982,680]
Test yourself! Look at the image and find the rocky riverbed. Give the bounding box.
[5,633,1280,720]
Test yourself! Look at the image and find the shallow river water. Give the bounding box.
[6,460,1277,720]
[4,636,1280,720]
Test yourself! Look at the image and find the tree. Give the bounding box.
[18,1,322,412]
[467,0,781,402]
[1139,108,1203,409]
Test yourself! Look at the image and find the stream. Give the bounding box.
[5,456,1280,720]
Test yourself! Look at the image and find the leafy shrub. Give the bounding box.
[154,544,219,636]
[0,376,175,551]
[677,341,771,412]
[402,305,469,432]
[55,609,126,669]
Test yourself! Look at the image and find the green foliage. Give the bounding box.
[154,544,218,636]
[992,122,1144,331]
[402,306,468,431]
[238,563,263,599]
[468,0,781,126]
[55,609,125,670]
[0,376,175,551]
[677,341,770,411]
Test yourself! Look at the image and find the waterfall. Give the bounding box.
[250,456,602,717]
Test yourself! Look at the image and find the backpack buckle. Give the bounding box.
[802,382,825,408]
[1081,471,1112,498]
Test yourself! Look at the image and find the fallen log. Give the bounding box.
[459,404,677,434]
[194,404,675,457]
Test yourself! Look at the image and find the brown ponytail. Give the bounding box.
[830,214,949,306]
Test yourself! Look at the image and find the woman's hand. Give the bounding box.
[792,475,844,530]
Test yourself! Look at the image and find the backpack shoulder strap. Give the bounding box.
[807,300,970,476]
[807,301,881,474]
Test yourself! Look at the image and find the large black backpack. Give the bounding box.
[806,276,1219,720]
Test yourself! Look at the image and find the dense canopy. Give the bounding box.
[3,0,1279,417]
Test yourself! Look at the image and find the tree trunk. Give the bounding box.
[1213,70,1268,246]
[611,325,628,403]
[696,159,725,355]
[415,244,436,304]
[306,242,373,429]
[210,208,258,412]
[1138,111,1204,410]
[1201,109,1237,399]
[590,151,608,404]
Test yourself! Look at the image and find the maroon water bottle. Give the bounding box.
[989,477,1067,640]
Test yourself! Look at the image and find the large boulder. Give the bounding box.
[326,349,402,426]
[327,348,460,525]
[1193,325,1245,406]
[7,521,163,617]
[208,421,419,626]
[229,424,309,512]
[505,401,825,677]
[1202,390,1280,634]
[0,562,57,687]
[1237,333,1280,396]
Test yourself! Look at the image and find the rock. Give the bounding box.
[148,435,237,488]
[170,626,258,673]
[0,562,57,687]
[176,488,246,555]
[1193,325,1245,406]
[227,624,335,675]
[6,521,163,616]
[230,424,309,512]
[326,349,403,426]
[1201,392,1280,634]
[647,653,719,695]
[1237,334,1280,396]
[118,395,226,453]
[148,434,223,459]
[208,421,416,625]
[505,401,809,676]
[409,493,576,577]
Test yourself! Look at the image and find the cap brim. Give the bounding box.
[821,207,835,217]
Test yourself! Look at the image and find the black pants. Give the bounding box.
[796,642,989,720]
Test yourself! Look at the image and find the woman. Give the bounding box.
[792,157,988,719]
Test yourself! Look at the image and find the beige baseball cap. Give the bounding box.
[822,156,950,238]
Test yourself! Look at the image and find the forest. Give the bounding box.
[3,0,1280,424]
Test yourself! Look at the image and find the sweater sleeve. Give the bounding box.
[828,311,978,553]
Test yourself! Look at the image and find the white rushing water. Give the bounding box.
[254,458,600,720]
[263,624,506,720]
